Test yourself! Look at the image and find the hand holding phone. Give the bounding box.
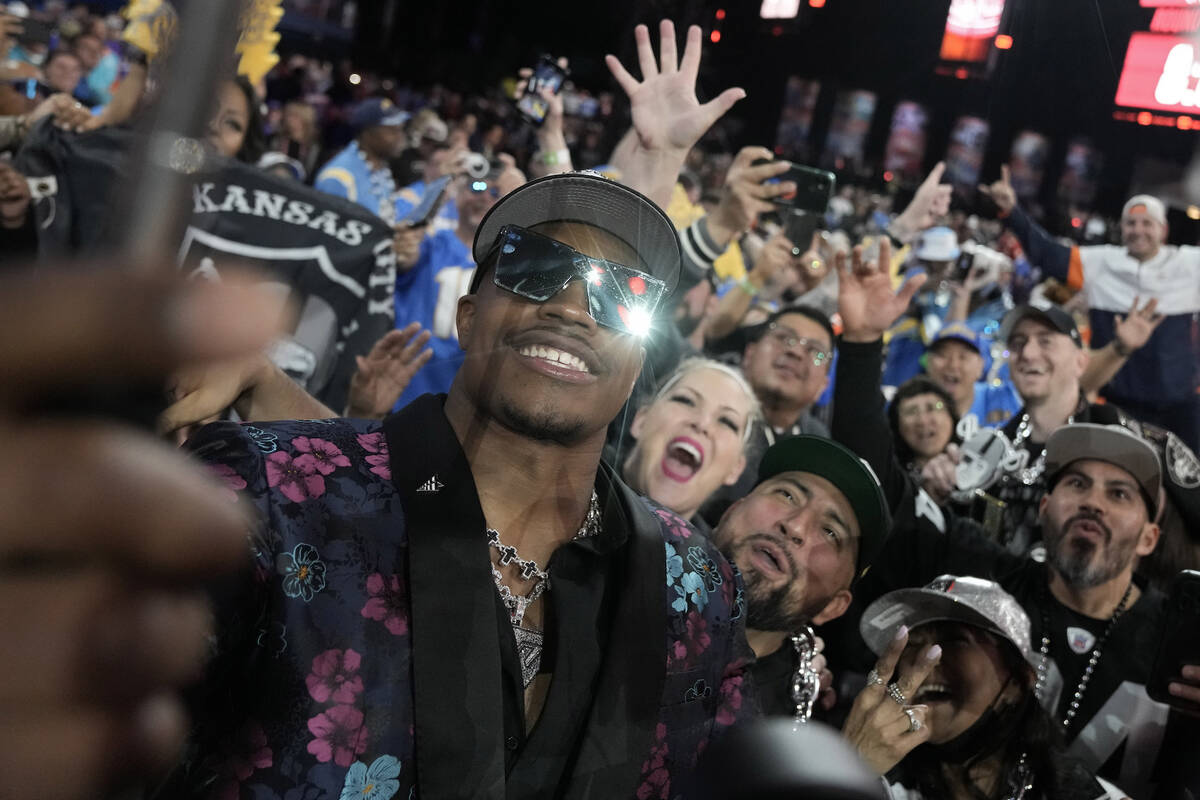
[397,174,453,228]
[515,56,569,127]
[753,158,836,214]
[1147,570,1200,716]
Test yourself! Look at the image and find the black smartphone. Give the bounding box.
[515,56,568,126]
[15,18,52,49]
[783,208,820,255]
[953,248,975,282]
[1147,570,1200,715]
[398,174,453,228]
[757,159,836,214]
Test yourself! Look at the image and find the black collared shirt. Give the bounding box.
[497,466,629,796]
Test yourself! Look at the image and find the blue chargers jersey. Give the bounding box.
[393,229,475,410]
[314,142,396,224]
[969,380,1022,428]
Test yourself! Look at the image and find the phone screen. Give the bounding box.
[398,174,453,228]
[516,57,567,126]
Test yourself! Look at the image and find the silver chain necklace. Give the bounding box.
[487,489,601,687]
[789,625,821,724]
[1034,581,1133,733]
[1004,752,1034,800]
[1009,412,1074,485]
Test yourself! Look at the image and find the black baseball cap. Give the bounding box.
[469,171,681,294]
[999,303,1082,348]
[757,436,890,578]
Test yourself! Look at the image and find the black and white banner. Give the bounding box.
[15,123,395,411]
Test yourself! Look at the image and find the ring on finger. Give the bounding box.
[866,668,885,687]
[887,683,907,705]
[904,708,922,733]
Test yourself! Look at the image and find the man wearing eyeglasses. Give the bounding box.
[163,171,755,800]
[390,164,525,411]
[699,305,835,526]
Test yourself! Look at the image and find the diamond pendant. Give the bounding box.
[513,625,544,688]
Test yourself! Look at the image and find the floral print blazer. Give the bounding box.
[168,395,755,800]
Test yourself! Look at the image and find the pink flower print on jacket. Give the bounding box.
[306,648,364,705]
[306,704,369,767]
[360,573,408,636]
[715,673,745,727]
[266,451,325,503]
[635,722,670,799]
[207,462,247,503]
[293,436,351,476]
[205,720,273,800]
[356,432,391,480]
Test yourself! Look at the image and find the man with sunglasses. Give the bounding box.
[164,171,754,799]
[391,164,523,411]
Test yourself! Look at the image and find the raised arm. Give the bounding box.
[833,239,927,511]
[980,165,1078,286]
[1081,297,1163,398]
[606,20,745,210]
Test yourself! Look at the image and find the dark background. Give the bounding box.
[281,0,1197,227]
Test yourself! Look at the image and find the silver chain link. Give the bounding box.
[789,625,821,724]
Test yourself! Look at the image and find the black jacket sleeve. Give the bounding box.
[828,337,1021,607]
[1006,204,1074,283]
[830,337,910,514]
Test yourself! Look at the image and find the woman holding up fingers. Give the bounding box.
[845,575,1126,800]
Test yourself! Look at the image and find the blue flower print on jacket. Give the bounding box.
[665,542,684,586]
[339,754,402,800]
[684,680,712,702]
[245,425,280,453]
[276,543,328,602]
[686,546,723,593]
[672,571,708,613]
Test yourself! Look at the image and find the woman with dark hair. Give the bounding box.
[843,575,1125,800]
[206,75,266,164]
[888,376,959,479]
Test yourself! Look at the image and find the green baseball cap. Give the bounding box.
[757,435,891,578]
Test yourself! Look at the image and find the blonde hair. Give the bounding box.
[646,357,761,445]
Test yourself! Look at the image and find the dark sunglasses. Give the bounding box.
[489,224,666,336]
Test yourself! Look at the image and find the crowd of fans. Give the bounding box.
[1,3,1199,800]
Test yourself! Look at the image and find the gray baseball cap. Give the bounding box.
[860,574,1037,670]
[469,171,681,294]
[1045,423,1162,518]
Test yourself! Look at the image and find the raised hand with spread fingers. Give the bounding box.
[605,20,745,208]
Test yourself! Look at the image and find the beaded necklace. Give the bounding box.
[1034,581,1133,733]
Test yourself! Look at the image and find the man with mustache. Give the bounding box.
[982,169,1199,453]
[830,239,1200,798]
[709,434,890,718]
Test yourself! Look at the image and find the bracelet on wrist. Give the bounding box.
[540,147,571,167]
[738,276,759,297]
[1112,339,1133,358]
